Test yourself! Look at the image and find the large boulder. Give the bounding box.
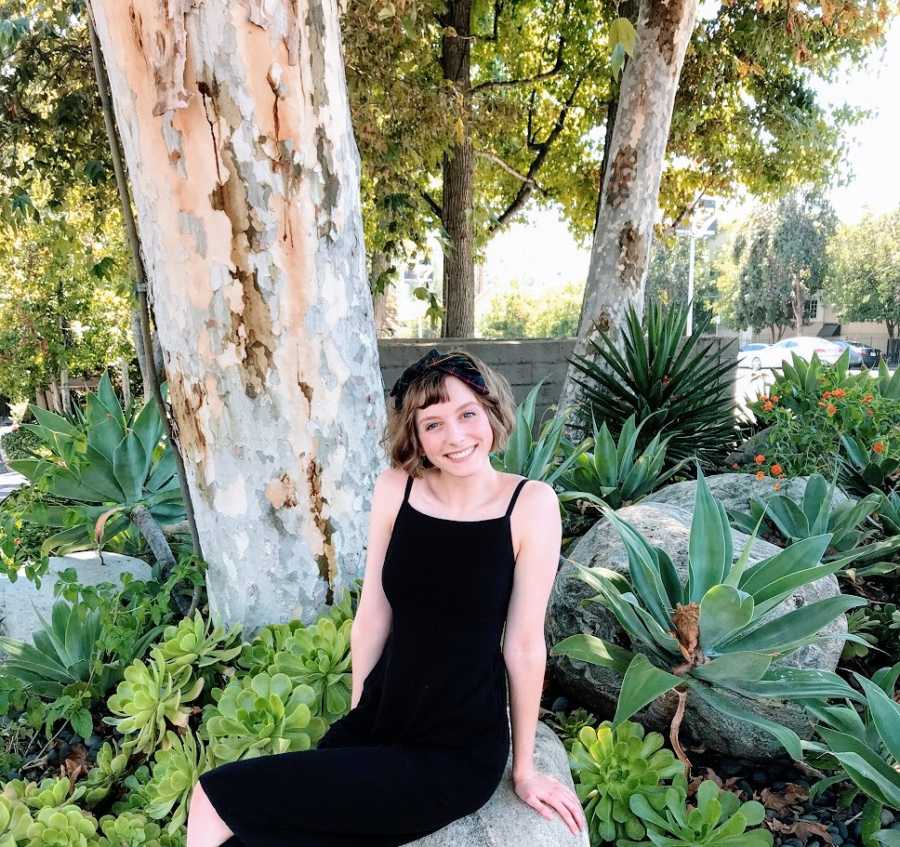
[546,501,846,760]
[644,472,850,515]
[0,551,149,643]
[415,721,587,846]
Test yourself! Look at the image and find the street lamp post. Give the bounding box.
[676,196,718,338]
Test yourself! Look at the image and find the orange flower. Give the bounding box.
[773,482,781,491]
[831,388,846,399]
[822,390,832,399]
[754,454,766,465]
[873,441,886,454]
[762,401,775,412]
[862,393,874,404]
[770,463,783,476]
[826,403,837,416]
[755,470,765,481]
[771,395,780,403]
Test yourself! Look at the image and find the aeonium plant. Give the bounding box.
[551,466,868,762]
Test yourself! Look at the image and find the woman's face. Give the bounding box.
[414,375,494,474]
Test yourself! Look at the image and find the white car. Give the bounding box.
[750,336,844,370]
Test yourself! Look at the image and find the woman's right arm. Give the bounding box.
[347,468,400,710]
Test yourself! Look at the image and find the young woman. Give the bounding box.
[187,348,584,846]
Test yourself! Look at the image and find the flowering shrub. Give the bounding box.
[748,366,900,478]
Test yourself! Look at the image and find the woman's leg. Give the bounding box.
[186,781,239,847]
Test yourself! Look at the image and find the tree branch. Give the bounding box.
[489,73,585,233]
[421,190,443,222]
[471,34,564,94]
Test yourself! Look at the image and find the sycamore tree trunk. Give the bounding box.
[89,0,387,631]
[439,0,475,338]
[558,0,698,420]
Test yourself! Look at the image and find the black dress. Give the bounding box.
[198,473,530,847]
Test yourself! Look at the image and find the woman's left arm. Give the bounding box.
[502,481,585,837]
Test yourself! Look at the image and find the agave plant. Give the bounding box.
[490,380,591,484]
[200,671,327,766]
[621,775,772,847]
[876,360,900,400]
[839,434,900,497]
[9,372,185,561]
[270,617,352,721]
[24,804,97,847]
[82,743,131,808]
[556,412,687,512]
[804,663,900,845]
[151,611,242,672]
[877,491,900,536]
[104,654,204,758]
[568,720,684,844]
[0,794,32,847]
[145,730,208,833]
[0,600,108,700]
[727,473,882,555]
[566,301,739,468]
[551,467,868,760]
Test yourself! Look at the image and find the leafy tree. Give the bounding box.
[733,189,837,342]
[478,279,582,338]
[643,233,717,329]
[0,191,133,404]
[826,209,900,338]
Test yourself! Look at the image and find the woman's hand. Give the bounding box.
[513,769,586,837]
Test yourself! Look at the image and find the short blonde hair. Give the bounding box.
[382,349,517,478]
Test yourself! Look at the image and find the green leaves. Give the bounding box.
[613,655,681,727]
[688,467,733,602]
[566,301,739,469]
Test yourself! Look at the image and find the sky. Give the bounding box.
[479,19,900,292]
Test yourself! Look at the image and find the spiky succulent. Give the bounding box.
[200,671,327,766]
[0,795,32,847]
[151,611,242,671]
[104,655,203,757]
[622,776,772,847]
[568,720,684,844]
[24,805,97,847]
[145,731,208,834]
[270,618,352,720]
[2,778,85,811]
[82,743,131,808]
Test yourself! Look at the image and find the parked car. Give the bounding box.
[831,339,864,368]
[751,336,844,370]
[834,339,882,369]
[737,343,770,370]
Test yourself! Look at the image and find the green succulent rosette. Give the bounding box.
[568,720,684,844]
[145,730,208,834]
[24,805,97,847]
[200,671,327,766]
[151,611,242,671]
[83,743,131,808]
[96,810,185,847]
[0,795,33,847]
[270,617,352,720]
[104,655,203,758]
[2,778,85,811]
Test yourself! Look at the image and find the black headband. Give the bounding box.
[388,348,489,411]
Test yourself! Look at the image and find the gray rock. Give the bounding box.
[0,551,150,643]
[546,501,846,760]
[415,721,587,846]
[644,472,850,516]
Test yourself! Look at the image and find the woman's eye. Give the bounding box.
[463,410,476,418]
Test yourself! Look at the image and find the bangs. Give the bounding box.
[405,370,452,411]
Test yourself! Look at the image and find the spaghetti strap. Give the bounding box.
[504,477,529,518]
[402,474,413,504]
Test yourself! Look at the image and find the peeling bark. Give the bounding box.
[90,0,387,631]
[558,0,698,424]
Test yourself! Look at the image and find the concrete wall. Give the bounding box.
[378,336,738,431]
